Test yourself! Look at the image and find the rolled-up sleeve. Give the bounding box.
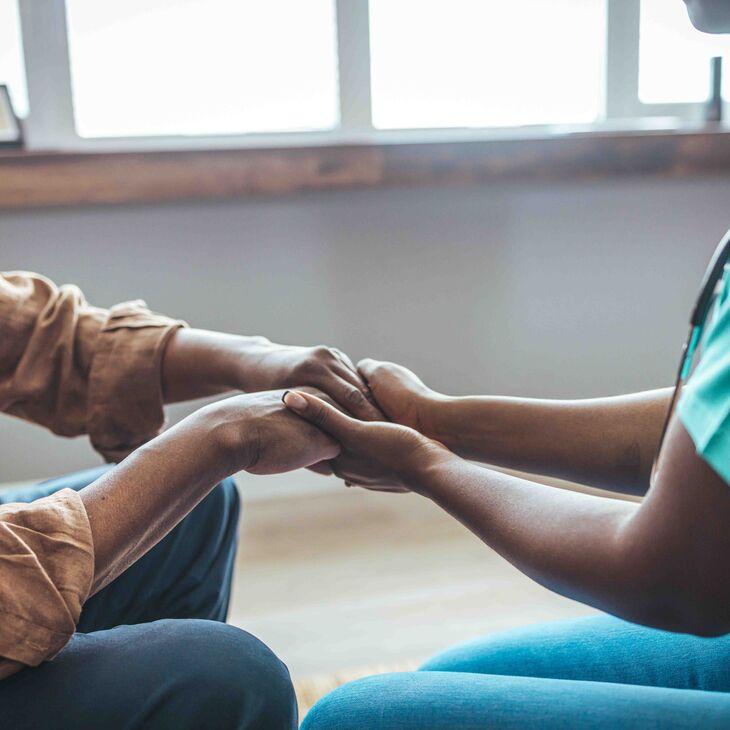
[0,271,185,461]
[0,489,94,680]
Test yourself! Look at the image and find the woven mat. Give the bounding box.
[294,659,420,717]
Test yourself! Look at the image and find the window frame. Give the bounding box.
[8,0,725,153]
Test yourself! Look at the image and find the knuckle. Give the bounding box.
[296,358,321,379]
[312,345,335,361]
[344,387,366,407]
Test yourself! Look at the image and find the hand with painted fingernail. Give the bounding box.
[282,389,450,493]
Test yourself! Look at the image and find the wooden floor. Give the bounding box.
[228,476,595,683]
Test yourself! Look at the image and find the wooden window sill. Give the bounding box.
[1,128,729,210]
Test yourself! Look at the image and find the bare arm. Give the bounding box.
[420,390,670,495]
[414,417,730,635]
[161,329,381,420]
[357,359,671,495]
[81,391,339,594]
[285,390,730,636]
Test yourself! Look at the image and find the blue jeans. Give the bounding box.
[302,615,730,729]
[0,467,297,730]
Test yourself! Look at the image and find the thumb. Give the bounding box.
[283,390,362,441]
[356,357,383,384]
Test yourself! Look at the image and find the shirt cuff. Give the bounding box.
[87,300,186,462]
[0,488,94,677]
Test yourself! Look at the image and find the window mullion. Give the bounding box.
[335,0,373,139]
[605,0,641,120]
[18,0,77,149]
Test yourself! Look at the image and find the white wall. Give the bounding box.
[1,175,727,481]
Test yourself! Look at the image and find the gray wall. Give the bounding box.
[1,175,728,481]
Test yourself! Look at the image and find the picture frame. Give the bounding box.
[0,85,23,148]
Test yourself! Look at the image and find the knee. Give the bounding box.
[201,621,296,730]
[301,674,402,730]
[165,620,297,730]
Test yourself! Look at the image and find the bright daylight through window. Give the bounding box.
[3,0,730,148]
[0,0,27,118]
[65,0,340,138]
[369,0,606,130]
[639,0,730,104]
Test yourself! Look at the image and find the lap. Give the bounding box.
[301,671,730,730]
[0,619,297,730]
[303,616,730,729]
[421,614,730,691]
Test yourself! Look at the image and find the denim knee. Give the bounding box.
[170,619,297,730]
[301,674,403,730]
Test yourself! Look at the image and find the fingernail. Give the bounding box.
[283,390,307,412]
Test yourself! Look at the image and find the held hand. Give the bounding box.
[357,358,441,433]
[282,389,449,493]
[162,330,383,421]
[241,341,383,422]
[200,390,340,475]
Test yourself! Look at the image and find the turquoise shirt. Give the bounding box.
[678,267,730,485]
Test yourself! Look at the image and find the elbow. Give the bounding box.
[614,518,730,638]
[672,599,730,638]
[632,589,730,638]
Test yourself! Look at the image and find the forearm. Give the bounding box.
[421,389,671,494]
[161,328,272,402]
[412,453,679,631]
[80,406,237,594]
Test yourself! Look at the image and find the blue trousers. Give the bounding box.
[302,616,730,729]
[0,467,297,730]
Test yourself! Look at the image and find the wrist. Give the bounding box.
[418,393,456,443]
[398,439,460,496]
[142,408,239,487]
[162,329,273,401]
[212,334,273,392]
[182,402,255,475]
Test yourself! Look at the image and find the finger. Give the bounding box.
[296,386,347,415]
[356,358,383,384]
[332,347,357,371]
[282,390,363,441]
[333,352,375,402]
[363,485,410,494]
[307,461,334,476]
[329,372,383,422]
[328,351,384,421]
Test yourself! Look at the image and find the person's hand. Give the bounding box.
[238,340,383,421]
[197,389,341,475]
[162,330,383,422]
[282,389,451,493]
[356,358,442,433]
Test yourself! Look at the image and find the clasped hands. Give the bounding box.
[192,340,450,495]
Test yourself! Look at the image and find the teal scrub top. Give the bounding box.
[678,266,730,485]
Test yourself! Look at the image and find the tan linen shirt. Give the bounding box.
[0,271,185,680]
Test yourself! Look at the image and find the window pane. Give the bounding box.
[66,0,339,138]
[369,0,606,130]
[0,0,27,118]
[639,0,730,104]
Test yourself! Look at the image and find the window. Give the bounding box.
[4,0,730,153]
[0,0,27,118]
[369,0,606,130]
[639,0,730,104]
[65,0,339,138]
